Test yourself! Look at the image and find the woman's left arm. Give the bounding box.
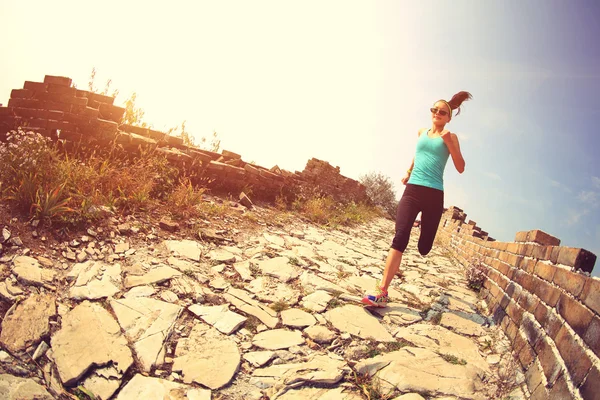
[441,132,465,174]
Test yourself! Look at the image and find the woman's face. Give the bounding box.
[431,101,451,125]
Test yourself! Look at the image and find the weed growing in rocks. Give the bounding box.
[440,353,467,365]
[351,370,396,400]
[336,266,351,279]
[288,257,301,266]
[430,312,443,325]
[270,300,289,312]
[466,256,487,292]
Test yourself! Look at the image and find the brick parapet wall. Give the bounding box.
[437,206,599,399]
[0,75,369,204]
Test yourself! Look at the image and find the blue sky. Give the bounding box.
[1,1,599,274]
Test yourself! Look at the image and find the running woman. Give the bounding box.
[362,91,472,307]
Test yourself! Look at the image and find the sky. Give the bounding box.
[1,1,599,275]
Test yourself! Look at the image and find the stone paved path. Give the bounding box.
[0,208,527,399]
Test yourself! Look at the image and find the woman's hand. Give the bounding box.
[401,173,410,185]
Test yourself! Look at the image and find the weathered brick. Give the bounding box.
[493,305,508,326]
[533,302,548,326]
[7,98,43,109]
[552,267,587,298]
[534,260,556,282]
[58,130,83,142]
[515,231,529,243]
[16,118,47,129]
[23,81,48,91]
[505,282,521,299]
[532,245,552,261]
[493,259,510,276]
[43,75,72,86]
[47,110,64,120]
[525,359,544,394]
[506,300,525,325]
[12,108,48,119]
[518,291,540,314]
[533,303,564,339]
[10,89,33,99]
[549,246,561,264]
[521,314,543,347]
[527,230,561,246]
[534,337,563,385]
[47,83,76,96]
[506,242,520,254]
[547,374,573,400]
[87,92,114,105]
[496,273,509,290]
[75,89,89,98]
[520,258,537,274]
[531,276,561,306]
[506,266,517,280]
[45,101,72,112]
[518,341,536,368]
[582,315,600,358]
[556,293,594,337]
[555,325,593,386]
[47,120,74,131]
[557,247,597,273]
[530,382,549,400]
[579,365,600,400]
[515,270,534,292]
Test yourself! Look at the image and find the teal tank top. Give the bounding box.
[407,129,450,191]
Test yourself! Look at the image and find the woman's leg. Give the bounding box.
[363,185,420,306]
[417,188,444,255]
[380,248,404,291]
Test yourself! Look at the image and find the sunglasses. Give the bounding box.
[430,107,449,116]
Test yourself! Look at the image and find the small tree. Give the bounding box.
[359,172,397,218]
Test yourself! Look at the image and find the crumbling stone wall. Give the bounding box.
[437,206,599,399]
[0,75,368,204]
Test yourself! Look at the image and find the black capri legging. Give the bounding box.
[391,183,444,255]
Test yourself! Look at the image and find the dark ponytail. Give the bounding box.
[447,91,473,117]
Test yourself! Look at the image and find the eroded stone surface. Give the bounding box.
[172,324,240,389]
[356,347,486,399]
[325,305,394,342]
[115,374,211,400]
[0,374,53,400]
[281,308,316,328]
[111,297,182,372]
[0,294,55,353]
[252,329,305,350]
[51,301,133,385]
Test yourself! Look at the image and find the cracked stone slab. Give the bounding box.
[394,324,490,372]
[301,290,333,313]
[355,347,487,400]
[325,305,394,342]
[256,257,299,283]
[188,304,247,335]
[82,366,121,400]
[110,297,182,372]
[244,351,276,367]
[254,354,348,398]
[51,301,133,386]
[247,276,301,305]
[68,261,121,300]
[370,303,423,326]
[440,313,486,337]
[252,329,305,350]
[0,294,55,353]
[12,256,56,286]
[233,260,253,281]
[124,266,181,288]
[207,248,237,263]
[278,386,362,400]
[115,374,211,400]
[281,309,316,328]
[163,240,203,261]
[223,288,279,328]
[0,374,53,400]
[172,323,240,389]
